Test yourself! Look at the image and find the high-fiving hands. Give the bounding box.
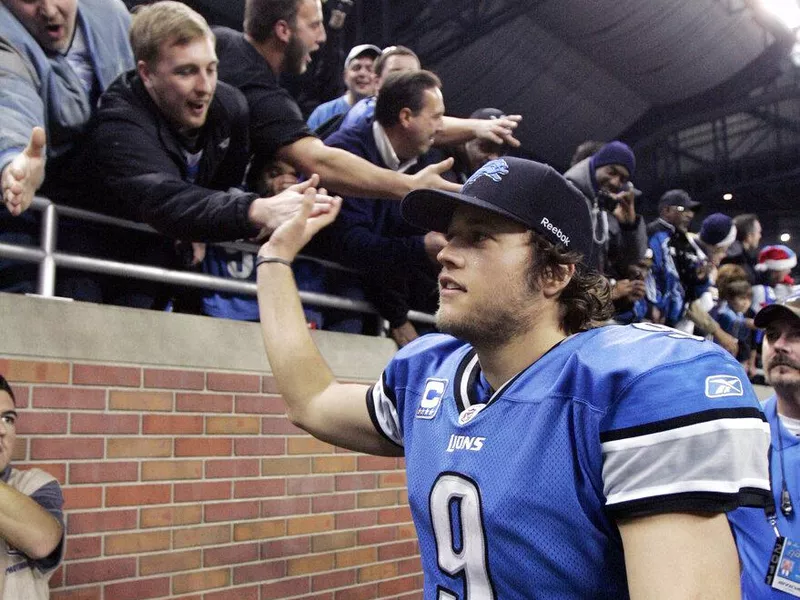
[249,174,340,241]
[258,176,342,262]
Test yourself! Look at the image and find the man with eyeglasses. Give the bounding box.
[0,374,64,599]
[729,292,800,598]
[646,188,706,328]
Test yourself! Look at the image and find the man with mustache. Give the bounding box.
[729,292,800,598]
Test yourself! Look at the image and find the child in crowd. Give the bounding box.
[711,272,758,375]
[199,161,299,321]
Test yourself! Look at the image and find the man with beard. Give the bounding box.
[728,292,800,599]
[255,157,771,597]
[564,141,647,319]
[214,0,459,203]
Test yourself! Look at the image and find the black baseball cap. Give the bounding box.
[754,292,800,328]
[401,157,594,262]
[658,189,701,211]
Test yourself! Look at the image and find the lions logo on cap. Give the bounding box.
[465,158,509,187]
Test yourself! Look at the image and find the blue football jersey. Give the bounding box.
[367,323,771,599]
[200,247,260,321]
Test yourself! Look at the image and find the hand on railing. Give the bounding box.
[3,127,46,216]
[249,174,339,241]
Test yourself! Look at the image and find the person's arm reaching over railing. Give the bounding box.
[0,38,48,217]
[1,127,45,216]
[256,183,403,456]
[434,114,522,147]
[277,136,458,200]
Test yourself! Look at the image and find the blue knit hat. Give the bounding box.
[699,213,737,247]
[590,141,636,178]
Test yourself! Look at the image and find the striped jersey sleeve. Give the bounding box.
[366,370,404,448]
[599,353,771,519]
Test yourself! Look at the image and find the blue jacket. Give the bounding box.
[320,119,430,272]
[307,95,350,132]
[339,96,375,131]
[647,220,685,325]
[0,0,133,179]
[313,118,437,327]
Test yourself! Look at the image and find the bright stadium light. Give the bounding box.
[781,233,792,242]
[761,0,800,29]
[723,193,733,201]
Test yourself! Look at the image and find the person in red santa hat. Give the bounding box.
[752,244,798,312]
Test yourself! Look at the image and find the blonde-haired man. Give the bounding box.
[87,1,334,246]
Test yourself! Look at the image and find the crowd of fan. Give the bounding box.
[0,0,794,359]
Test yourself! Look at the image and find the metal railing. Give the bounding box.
[0,197,436,331]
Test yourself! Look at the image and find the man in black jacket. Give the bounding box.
[85,1,334,309]
[89,0,333,242]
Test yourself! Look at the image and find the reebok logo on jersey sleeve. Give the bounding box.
[705,375,744,398]
[416,378,447,419]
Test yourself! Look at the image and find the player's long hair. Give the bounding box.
[526,232,613,334]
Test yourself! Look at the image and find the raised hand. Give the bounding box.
[2,127,46,216]
[611,188,636,224]
[473,114,522,147]
[259,180,342,262]
[249,174,338,240]
[410,157,460,193]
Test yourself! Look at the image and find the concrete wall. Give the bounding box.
[0,293,422,600]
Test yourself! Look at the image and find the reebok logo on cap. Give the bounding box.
[540,217,570,247]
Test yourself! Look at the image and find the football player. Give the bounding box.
[255,157,771,598]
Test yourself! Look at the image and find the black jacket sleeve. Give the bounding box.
[89,115,260,242]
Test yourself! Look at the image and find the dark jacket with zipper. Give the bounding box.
[85,70,260,242]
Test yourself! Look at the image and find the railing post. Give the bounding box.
[37,199,57,297]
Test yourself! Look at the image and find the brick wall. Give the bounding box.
[1,357,422,600]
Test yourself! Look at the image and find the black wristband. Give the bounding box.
[256,256,292,268]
